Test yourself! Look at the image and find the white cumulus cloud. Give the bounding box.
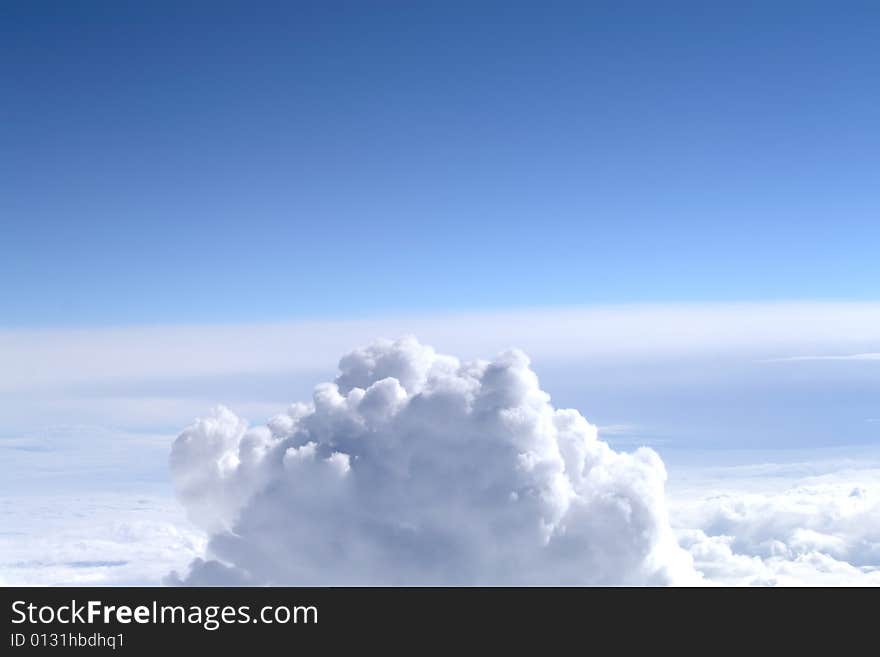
[168,336,699,585]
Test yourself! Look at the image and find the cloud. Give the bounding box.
[764,353,880,362]
[0,493,205,586]
[672,467,880,585]
[6,301,880,394]
[168,336,699,585]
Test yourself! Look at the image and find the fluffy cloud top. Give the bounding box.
[169,337,698,585]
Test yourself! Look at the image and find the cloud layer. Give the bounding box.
[7,301,880,394]
[0,493,204,586]
[672,466,880,585]
[169,337,698,585]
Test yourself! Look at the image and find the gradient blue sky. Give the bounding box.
[3,1,879,327]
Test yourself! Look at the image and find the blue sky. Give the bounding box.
[3,1,879,327]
